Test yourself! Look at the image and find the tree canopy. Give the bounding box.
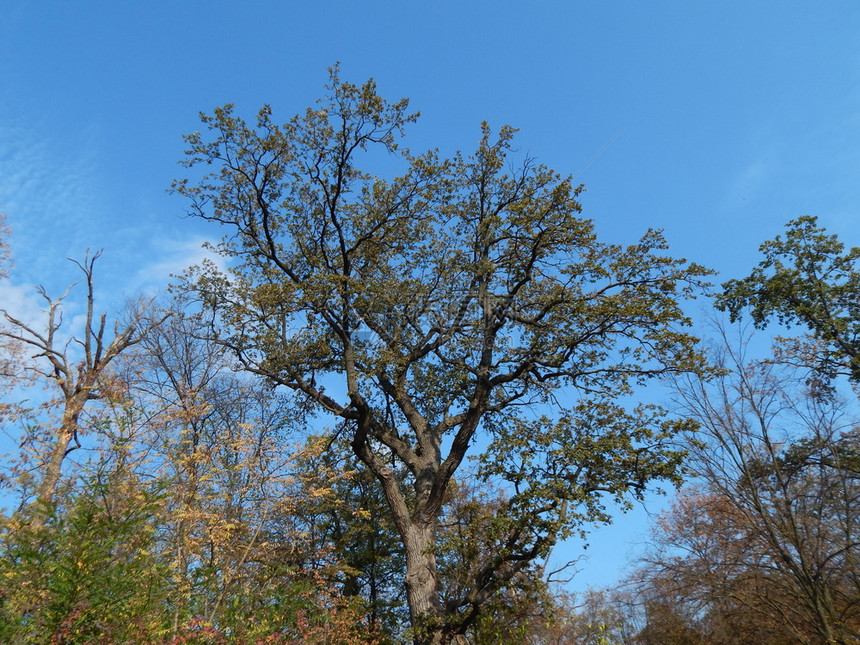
[173,69,711,643]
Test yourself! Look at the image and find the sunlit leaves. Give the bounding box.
[719,215,860,384]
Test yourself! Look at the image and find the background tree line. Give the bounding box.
[0,72,856,644]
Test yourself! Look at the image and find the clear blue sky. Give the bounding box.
[1,1,859,590]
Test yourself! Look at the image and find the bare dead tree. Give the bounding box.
[1,251,168,516]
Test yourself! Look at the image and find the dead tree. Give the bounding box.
[1,251,167,514]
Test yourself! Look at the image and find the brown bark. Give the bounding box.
[36,396,86,505]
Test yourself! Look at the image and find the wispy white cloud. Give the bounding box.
[0,116,229,329]
[131,235,227,296]
[0,279,50,333]
[0,121,103,281]
[0,125,94,217]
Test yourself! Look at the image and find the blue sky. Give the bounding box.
[1,1,859,590]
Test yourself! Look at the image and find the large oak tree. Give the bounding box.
[173,70,711,643]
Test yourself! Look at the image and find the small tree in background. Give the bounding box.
[632,325,860,645]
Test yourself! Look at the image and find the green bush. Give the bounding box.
[0,473,171,644]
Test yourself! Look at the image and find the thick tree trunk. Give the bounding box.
[402,521,471,645]
[403,521,444,645]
